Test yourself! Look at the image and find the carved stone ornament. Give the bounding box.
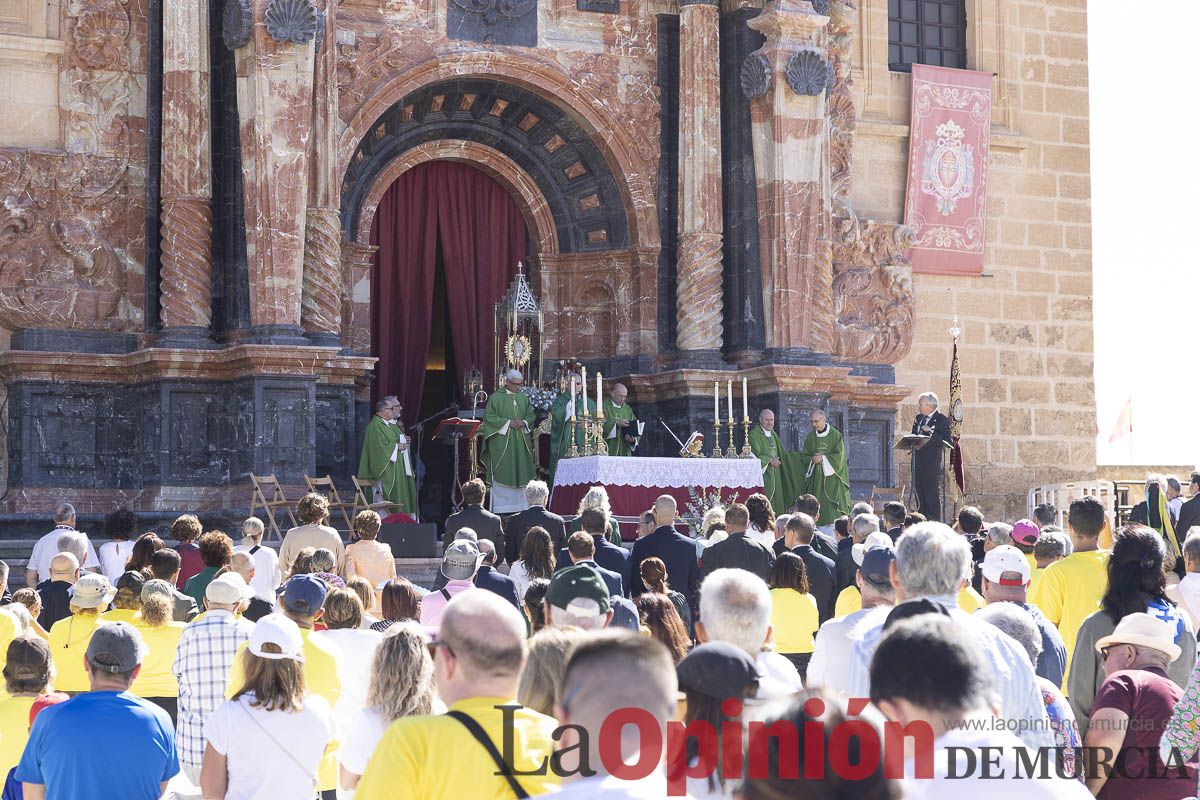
[785,49,832,96]
[222,0,252,49]
[450,0,537,28]
[265,0,319,44]
[739,53,771,99]
[809,0,830,14]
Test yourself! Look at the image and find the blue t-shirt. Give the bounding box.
[14,691,178,800]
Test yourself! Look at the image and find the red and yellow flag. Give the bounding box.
[1108,397,1132,444]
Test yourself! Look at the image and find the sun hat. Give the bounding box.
[68,573,116,610]
[440,540,483,581]
[1095,612,1182,662]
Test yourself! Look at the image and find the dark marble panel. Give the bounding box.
[315,386,357,486]
[655,13,680,353]
[447,0,537,46]
[144,0,163,332]
[9,330,139,354]
[577,0,618,12]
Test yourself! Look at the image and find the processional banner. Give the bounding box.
[903,65,992,276]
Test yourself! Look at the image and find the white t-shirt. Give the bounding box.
[29,527,100,582]
[311,628,382,731]
[206,693,335,800]
[234,543,282,601]
[339,706,387,777]
[756,651,804,694]
[97,540,135,581]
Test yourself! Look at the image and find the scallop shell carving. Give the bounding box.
[222,0,252,49]
[265,0,319,44]
[739,53,771,99]
[785,49,832,96]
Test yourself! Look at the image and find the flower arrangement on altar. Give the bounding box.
[681,485,739,537]
[522,386,558,414]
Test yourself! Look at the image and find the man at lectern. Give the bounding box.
[911,391,952,522]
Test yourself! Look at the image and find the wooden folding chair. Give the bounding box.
[249,473,298,541]
[869,485,907,514]
[304,474,355,533]
[351,475,398,518]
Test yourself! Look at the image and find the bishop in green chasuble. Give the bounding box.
[603,383,640,456]
[749,409,788,515]
[482,369,537,494]
[798,409,852,526]
[357,396,419,515]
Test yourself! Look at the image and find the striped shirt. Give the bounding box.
[172,609,253,769]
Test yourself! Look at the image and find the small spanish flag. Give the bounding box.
[1108,397,1132,444]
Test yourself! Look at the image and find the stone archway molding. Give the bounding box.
[354,140,561,257]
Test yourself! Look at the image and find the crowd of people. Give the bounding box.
[2,476,1200,798]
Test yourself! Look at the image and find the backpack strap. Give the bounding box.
[445,710,531,799]
[440,588,452,602]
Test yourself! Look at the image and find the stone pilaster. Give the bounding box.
[301,0,343,346]
[233,0,318,344]
[675,0,725,360]
[746,0,835,356]
[158,0,213,343]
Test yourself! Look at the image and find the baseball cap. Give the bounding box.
[440,540,483,581]
[207,572,253,605]
[545,565,611,617]
[5,637,51,685]
[282,574,327,616]
[860,546,896,589]
[68,573,116,609]
[852,531,893,566]
[115,570,146,596]
[883,598,952,631]
[141,578,175,604]
[982,545,1032,586]
[1011,519,1040,547]
[85,621,146,673]
[248,613,305,662]
[676,642,759,699]
[1096,612,1182,662]
[29,692,69,729]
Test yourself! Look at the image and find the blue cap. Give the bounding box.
[860,546,896,589]
[282,574,327,616]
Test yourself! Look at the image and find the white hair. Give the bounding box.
[525,480,550,505]
[0,604,31,638]
[774,514,792,536]
[56,531,88,563]
[454,527,478,542]
[53,503,76,524]
[1146,473,1167,492]
[506,369,523,382]
[577,486,612,517]
[987,523,1013,546]
[918,392,939,408]
[895,522,971,598]
[976,603,1041,667]
[548,605,608,631]
[852,513,880,542]
[698,569,771,657]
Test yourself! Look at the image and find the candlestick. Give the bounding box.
[713,381,719,422]
[740,417,753,458]
[711,419,724,458]
[742,377,748,420]
[725,415,737,458]
[726,379,733,423]
[567,417,579,458]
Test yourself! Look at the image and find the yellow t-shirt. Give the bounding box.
[100,608,140,624]
[769,588,820,654]
[834,585,861,618]
[130,619,185,698]
[0,611,19,702]
[355,696,561,800]
[957,586,984,614]
[48,613,106,693]
[226,625,343,790]
[0,695,35,773]
[1028,548,1110,686]
[1025,552,1038,573]
[1028,567,1045,598]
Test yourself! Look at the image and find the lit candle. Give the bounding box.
[569,375,576,419]
[596,372,602,408]
[581,366,588,412]
[726,379,733,422]
[742,377,748,420]
[713,381,719,422]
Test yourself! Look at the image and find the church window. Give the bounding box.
[888,0,967,71]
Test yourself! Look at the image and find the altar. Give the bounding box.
[549,455,765,535]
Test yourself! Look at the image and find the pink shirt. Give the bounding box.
[419,581,476,631]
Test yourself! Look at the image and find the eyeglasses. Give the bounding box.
[428,639,456,659]
[1100,644,1126,660]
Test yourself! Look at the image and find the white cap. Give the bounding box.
[853,531,894,566]
[981,545,1032,586]
[206,572,254,605]
[248,613,305,662]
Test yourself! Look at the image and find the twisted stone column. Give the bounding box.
[158,0,212,342]
[675,0,725,357]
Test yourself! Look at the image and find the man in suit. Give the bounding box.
[836,513,880,594]
[504,480,566,564]
[784,513,836,622]
[557,508,630,591]
[911,391,952,523]
[560,532,623,597]
[700,503,774,583]
[793,495,839,560]
[881,501,906,543]
[444,479,505,560]
[1176,472,1200,541]
[630,496,699,611]
[472,540,521,610]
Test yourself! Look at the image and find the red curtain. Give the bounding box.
[370,162,527,425]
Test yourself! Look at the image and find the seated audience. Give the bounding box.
[171,516,205,587]
[509,526,555,601]
[344,511,396,603]
[234,516,281,602]
[47,573,115,694]
[370,578,421,633]
[279,494,346,576]
[98,509,137,582]
[183,532,234,609]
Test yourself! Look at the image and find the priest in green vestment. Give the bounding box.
[357,395,419,515]
[749,409,788,515]
[603,383,640,457]
[482,369,537,511]
[549,373,592,485]
[798,409,852,527]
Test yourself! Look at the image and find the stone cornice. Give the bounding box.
[617,364,910,408]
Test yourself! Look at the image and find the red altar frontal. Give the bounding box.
[549,456,765,534]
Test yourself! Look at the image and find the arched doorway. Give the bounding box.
[369,161,528,519]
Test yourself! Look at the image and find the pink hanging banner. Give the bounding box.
[903,64,992,276]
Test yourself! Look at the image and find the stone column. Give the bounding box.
[746,0,835,357]
[158,0,213,344]
[301,0,343,346]
[675,0,725,361]
[231,0,318,344]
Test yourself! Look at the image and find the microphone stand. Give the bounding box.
[410,403,459,507]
